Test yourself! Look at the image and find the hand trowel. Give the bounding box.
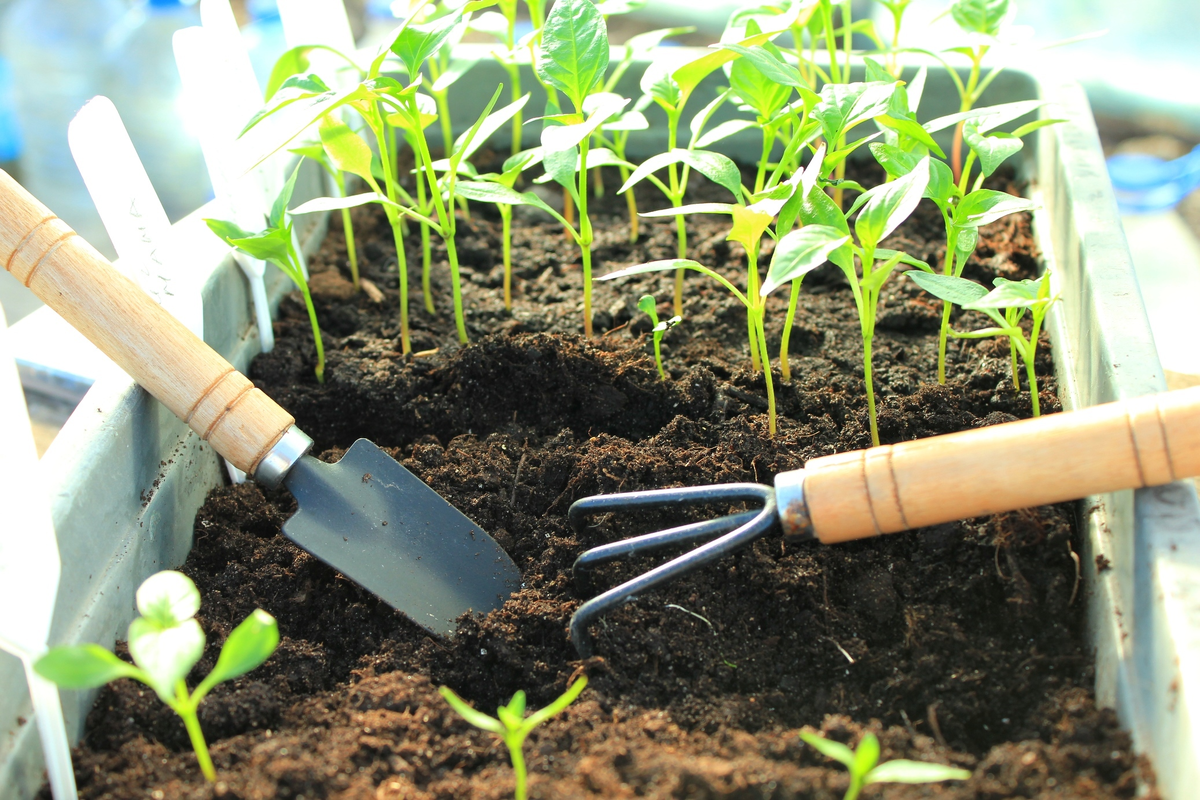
[0,169,521,637]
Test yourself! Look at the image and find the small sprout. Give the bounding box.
[34,571,279,783]
[908,269,1059,416]
[440,676,588,800]
[637,295,681,380]
[800,730,972,800]
[206,164,326,383]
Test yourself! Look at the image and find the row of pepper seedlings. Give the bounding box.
[1,0,1199,798]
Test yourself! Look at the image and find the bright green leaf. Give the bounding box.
[319,115,375,185]
[135,570,200,627]
[536,0,609,110]
[128,617,205,703]
[390,13,464,79]
[200,609,279,689]
[854,156,930,251]
[761,225,850,295]
[866,760,973,785]
[439,686,506,733]
[34,645,146,689]
[950,0,1011,37]
[908,272,990,305]
[955,190,1035,227]
[853,733,881,776]
[799,732,855,768]
[963,122,1022,177]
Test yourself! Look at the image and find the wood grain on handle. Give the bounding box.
[803,386,1200,543]
[0,169,294,475]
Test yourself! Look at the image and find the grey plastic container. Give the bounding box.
[1,49,1195,799]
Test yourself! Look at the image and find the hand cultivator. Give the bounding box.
[567,388,1200,655]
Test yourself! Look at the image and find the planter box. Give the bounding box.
[1,48,1196,799]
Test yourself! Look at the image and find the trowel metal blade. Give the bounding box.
[281,439,522,637]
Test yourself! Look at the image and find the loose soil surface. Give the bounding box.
[52,160,1155,799]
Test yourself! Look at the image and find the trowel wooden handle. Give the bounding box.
[0,169,294,475]
[796,386,1200,543]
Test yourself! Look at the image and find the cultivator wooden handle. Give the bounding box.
[778,386,1200,543]
[0,169,295,475]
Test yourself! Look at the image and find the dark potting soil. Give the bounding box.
[54,161,1155,799]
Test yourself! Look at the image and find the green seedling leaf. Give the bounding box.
[875,115,945,158]
[924,99,1045,135]
[135,570,200,627]
[1011,117,1066,139]
[870,143,956,205]
[641,58,683,109]
[867,760,974,785]
[34,644,145,689]
[799,732,855,768]
[695,119,758,149]
[450,84,508,169]
[290,193,440,230]
[319,115,375,185]
[719,42,808,88]
[601,259,748,305]
[603,109,649,132]
[854,156,931,251]
[619,149,742,200]
[727,204,776,249]
[532,148,633,182]
[671,15,797,98]
[542,95,630,155]
[729,49,794,120]
[689,90,731,143]
[875,248,931,271]
[950,0,1012,37]
[908,272,989,306]
[965,275,1048,309]
[387,92,439,135]
[127,616,206,702]
[537,0,609,110]
[963,121,1022,177]
[761,225,851,295]
[853,732,881,776]
[956,190,1035,227]
[439,687,506,733]
[813,81,898,145]
[265,45,360,100]
[205,220,292,266]
[390,12,464,79]
[637,294,658,319]
[454,181,572,230]
[198,609,279,691]
[640,202,736,218]
[269,163,302,230]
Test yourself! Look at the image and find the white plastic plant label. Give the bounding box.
[278,0,356,59]
[0,306,78,800]
[68,97,204,338]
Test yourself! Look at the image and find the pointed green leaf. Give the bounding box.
[855,156,930,250]
[451,85,508,169]
[799,732,855,768]
[270,164,303,229]
[963,122,1023,177]
[536,0,609,110]
[290,192,397,215]
[319,115,375,185]
[853,733,881,776]
[439,686,506,734]
[875,115,945,158]
[950,0,1011,37]
[964,275,1047,310]
[813,81,898,144]
[761,225,851,295]
[640,58,682,109]
[955,190,1035,227]
[34,645,147,689]
[639,202,736,219]
[729,52,793,120]
[390,13,464,79]
[719,43,808,88]
[200,610,279,691]
[924,100,1045,135]
[671,7,799,96]
[637,294,659,323]
[618,148,741,200]
[870,144,955,205]
[908,271,989,306]
[875,248,931,271]
[523,675,588,730]
[454,181,572,230]
[866,760,973,785]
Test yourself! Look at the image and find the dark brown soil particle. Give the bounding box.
[53,164,1155,799]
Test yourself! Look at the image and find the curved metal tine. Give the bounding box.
[572,510,760,578]
[568,482,775,533]
[569,486,778,658]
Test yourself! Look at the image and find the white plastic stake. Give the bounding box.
[278,0,356,59]
[68,97,249,484]
[173,24,276,354]
[68,97,203,337]
[0,304,78,800]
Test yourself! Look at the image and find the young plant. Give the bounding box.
[34,571,279,783]
[619,3,803,315]
[206,166,327,383]
[800,730,972,800]
[908,270,1058,416]
[440,675,588,800]
[796,157,933,446]
[534,0,624,336]
[637,295,681,380]
[602,222,848,436]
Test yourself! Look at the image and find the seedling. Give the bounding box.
[34,571,279,783]
[206,165,327,383]
[440,675,588,800]
[909,270,1058,416]
[795,157,933,446]
[800,730,972,800]
[535,0,627,336]
[637,295,681,380]
[603,221,848,436]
